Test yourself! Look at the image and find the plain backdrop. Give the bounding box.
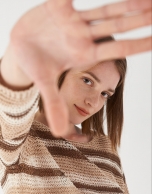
[0,0,151,193]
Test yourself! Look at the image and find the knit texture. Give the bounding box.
[0,81,129,194]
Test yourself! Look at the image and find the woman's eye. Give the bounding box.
[101,92,111,99]
[83,78,92,86]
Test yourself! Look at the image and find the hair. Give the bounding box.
[39,36,127,152]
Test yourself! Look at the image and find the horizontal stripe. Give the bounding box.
[0,139,24,152]
[6,163,64,177]
[76,147,121,167]
[80,189,119,194]
[94,162,123,178]
[29,128,121,168]
[29,128,58,141]
[73,181,123,193]
[3,186,80,194]
[47,146,87,160]
[3,174,77,193]
[51,156,120,185]
[12,133,28,141]
[86,155,122,174]
[2,163,64,186]
[29,129,120,166]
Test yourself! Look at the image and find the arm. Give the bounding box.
[0,45,40,165]
[0,51,39,140]
[0,43,33,91]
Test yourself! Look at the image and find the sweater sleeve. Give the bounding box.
[0,76,40,165]
[0,83,40,141]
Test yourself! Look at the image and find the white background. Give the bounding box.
[0,0,151,193]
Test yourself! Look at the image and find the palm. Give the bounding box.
[11,1,94,137]
[11,0,151,138]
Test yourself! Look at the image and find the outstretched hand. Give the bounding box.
[11,0,151,138]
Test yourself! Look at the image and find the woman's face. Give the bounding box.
[59,61,120,125]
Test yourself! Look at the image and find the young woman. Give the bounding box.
[0,52,128,194]
[0,0,151,193]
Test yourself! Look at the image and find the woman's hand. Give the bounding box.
[10,0,151,138]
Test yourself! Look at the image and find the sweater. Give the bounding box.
[0,76,129,194]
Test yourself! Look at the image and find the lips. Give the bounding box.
[74,105,89,116]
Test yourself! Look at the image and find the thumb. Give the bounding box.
[39,82,70,138]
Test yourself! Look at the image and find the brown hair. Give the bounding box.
[39,36,127,152]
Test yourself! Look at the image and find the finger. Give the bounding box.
[44,0,77,23]
[45,0,73,18]
[37,77,70,138]
[90,10,151,39]
[47,0,72,6]
[79,0,151,21]
[94,37,151,62]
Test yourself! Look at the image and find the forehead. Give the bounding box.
[71,61,120,80]
[88,61,119,77]
[68,61,121,90]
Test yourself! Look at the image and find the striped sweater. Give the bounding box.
[0,81,129,193]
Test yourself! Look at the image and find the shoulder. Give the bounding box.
[95,134,120,159]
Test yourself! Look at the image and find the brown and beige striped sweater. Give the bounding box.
[0,80,129,194]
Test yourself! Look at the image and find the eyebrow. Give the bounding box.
[84,71,101,83]
[83,71,115,94]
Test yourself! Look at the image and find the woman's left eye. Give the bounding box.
[101,92,111,99]
[83,78,92,86]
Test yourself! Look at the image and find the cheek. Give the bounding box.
[60,81,81,102]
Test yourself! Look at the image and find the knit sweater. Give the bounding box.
[0,77,129,193]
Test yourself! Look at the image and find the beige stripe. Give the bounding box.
[4,187,81,194]
[3,174,75,189]
[75,147,121,166]
[86,155,122,174]
[28,135,78,151]
[20,136,60,168]
[0,147,21,165]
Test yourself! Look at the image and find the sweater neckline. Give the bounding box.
[34,120,97,145]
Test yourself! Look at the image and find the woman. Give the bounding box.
[0,53,128,194]
[37,51,126,151]
[0,0,151,193]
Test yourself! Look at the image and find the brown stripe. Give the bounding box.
[7,163,64,177]
[47,146,87,160]
[12,133,28,141]
[94,162,122,178]
[29,129,120,167]
[73,182,123,193]
[0,139,24,152]
[29,129,87,160]
[76,147,121,167]
[2,163,64,186]
[29,128,58,141]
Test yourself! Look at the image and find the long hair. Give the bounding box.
[81,58,126,151]
[38,36,127,152]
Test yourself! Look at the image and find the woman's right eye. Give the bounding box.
[83,78,93,86]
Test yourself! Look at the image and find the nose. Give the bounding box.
[84,92,102,108]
